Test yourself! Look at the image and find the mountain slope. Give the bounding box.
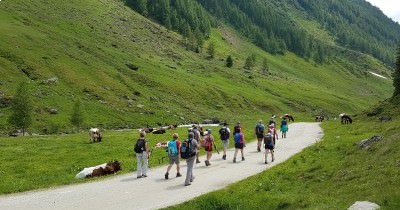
[0,0,394,133]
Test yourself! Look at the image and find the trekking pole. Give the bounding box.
[214,144,220,154]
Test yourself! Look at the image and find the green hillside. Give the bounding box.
[0,0,394,135]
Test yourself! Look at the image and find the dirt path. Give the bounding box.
[0,122,323,210]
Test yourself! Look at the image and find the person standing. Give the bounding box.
[280,117,288,138]
[254,120,265,152]
[233,127,246,163]
[264,131,275,164]
[233,121,241,134]
[165,133,182,179]
[134,132,150,178]
[203,129,215,166]
[218,122,230,160]
[184,132,199,186]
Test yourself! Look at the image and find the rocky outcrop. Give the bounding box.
[359,136,383,149]
[348,201,380,210]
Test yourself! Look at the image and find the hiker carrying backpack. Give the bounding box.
[255,123,265,136]
[264,133,274,149]
[167,140,180,157]
[180,139,197,159]
[134,138,146,153]
[219,127,230,140]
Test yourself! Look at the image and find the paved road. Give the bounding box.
[0,122,323,210]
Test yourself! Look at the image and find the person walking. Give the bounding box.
[268,124,279,145]
[254,120,265,152]
[165,133,182,179]
[233,127,246,163]
[268,115,276,126]
[264,131,275,164]
[192,125,202,164]
[183,132,199,186]
[280,117,288,138]
[203,129,215,166]
[218,122,230,160]
[134,132,150,178]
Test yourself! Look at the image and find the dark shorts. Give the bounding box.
[256,134,264,139]
[265,144,274,150]
[235,142,244,149]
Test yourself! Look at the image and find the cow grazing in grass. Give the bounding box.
[89,128,102,143]
[315,115,324,122]
[340,113,353,124]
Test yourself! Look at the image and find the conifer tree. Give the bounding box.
[70,99,84,133]
[207,42,215,59]
[8,81,33,136]
[261,58,269,74]
[226,55,233,68]
[393,46,400,96]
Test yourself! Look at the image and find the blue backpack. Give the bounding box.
[234,133,242,144]
[167,140,178,156]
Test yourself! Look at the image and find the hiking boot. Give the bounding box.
[233,158,236,163]
[265,161,268,164]
[272,158,275,162]
[205,160,209,166]
[184,183,191,186]
[165,173,169,180]
[242,157,245,161]
[176,173,182,177]
[257,147,261,152]
[222,155,226,160]
[196,159,201,164]
[142,174,147,178]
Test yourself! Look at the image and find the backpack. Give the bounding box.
[234,133,242,144]
[180,139,196,159]
[134,138,146,153]
[255,124,264,135]
[167,140,179,156]
[264,134,273,146]
[219,127,229,140]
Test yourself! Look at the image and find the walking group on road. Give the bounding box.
[134,114,291,186]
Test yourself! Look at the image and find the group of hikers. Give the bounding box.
[133,115,290,186]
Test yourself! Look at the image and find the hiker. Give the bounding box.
[268,115,276,126]
[134,132,150,178]
[233,121,241,134]
[254,120,265,152]
[268,124,279,145]
[202,129,215,166]
[264,131,275,164]
[233,127,246,163]
[280,117,288,138]
[191,125,202,163]
[164,133,182,179]
[182,132,199,186]
[219,122,230,160]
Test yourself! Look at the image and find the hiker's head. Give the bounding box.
[140,132,146,138]
[223,122,227,126]
[172,133,179,139]
[188,132,194,139]
[259,120,262,123]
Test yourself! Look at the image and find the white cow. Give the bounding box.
[89,128,102,143]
